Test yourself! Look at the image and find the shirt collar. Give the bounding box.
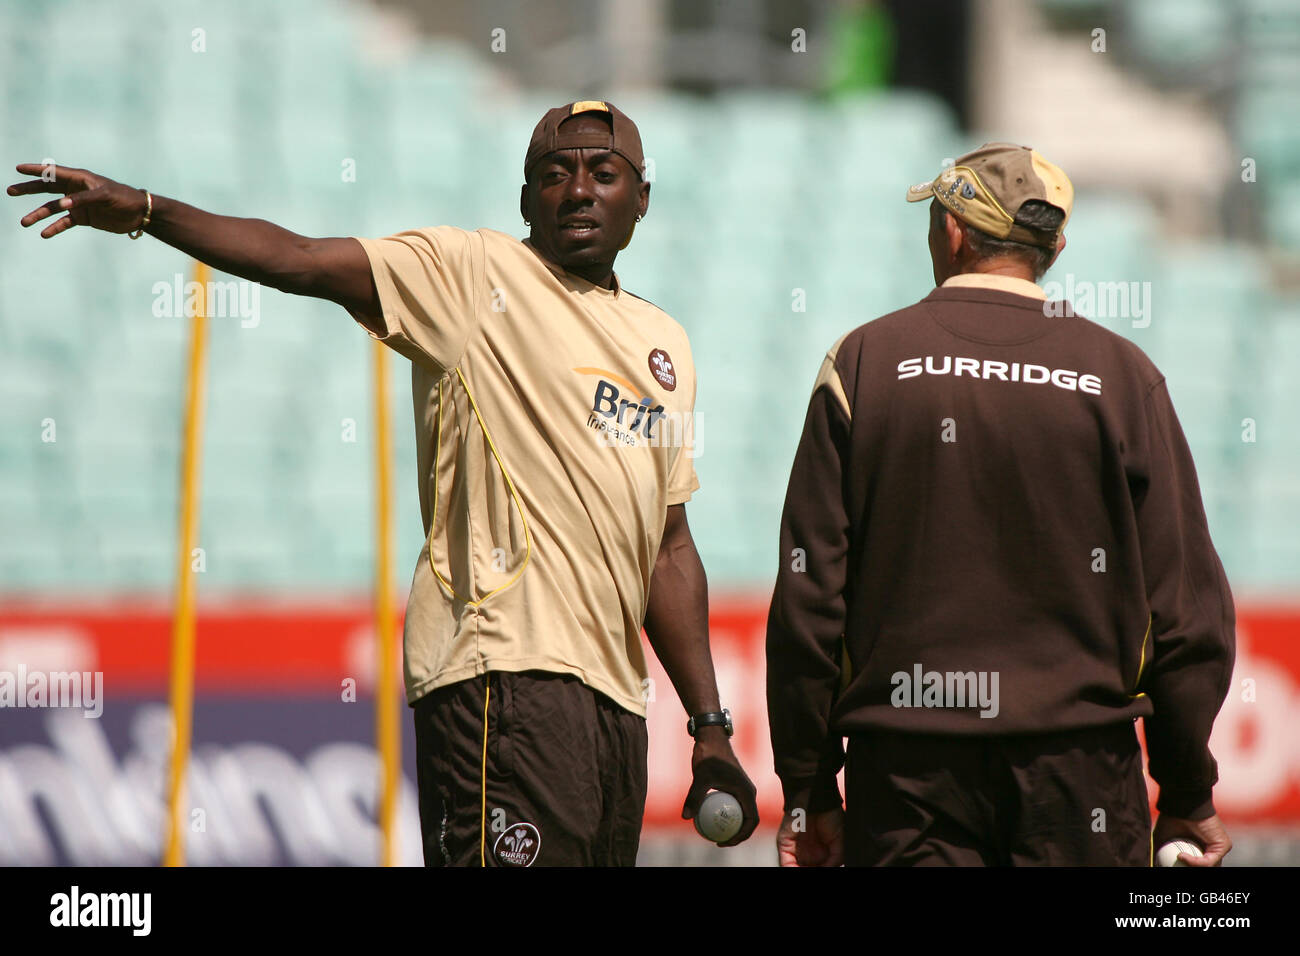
[522,238,621,297]
[941,272,1046,301]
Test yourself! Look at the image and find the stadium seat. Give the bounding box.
[1123,0,1234,72]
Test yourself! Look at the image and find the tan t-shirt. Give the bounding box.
[350,226,699,715]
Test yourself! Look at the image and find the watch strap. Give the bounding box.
[687,709,732,737]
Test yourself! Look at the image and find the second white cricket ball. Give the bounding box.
[1156,840,1204,867]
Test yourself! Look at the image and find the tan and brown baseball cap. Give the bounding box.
[524,100,645,181]
[906,143,1073,249]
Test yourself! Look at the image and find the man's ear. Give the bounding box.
[637,180,650,220]
[945,209,966,263]
[519,182,530,225]
[1046,233,1066,270]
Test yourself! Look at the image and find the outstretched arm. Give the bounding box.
[643,503,759,846]
[9,163,378,318]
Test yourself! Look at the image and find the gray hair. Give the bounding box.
[935,199,1065,280]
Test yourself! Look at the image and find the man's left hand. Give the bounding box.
[681,726,760,846]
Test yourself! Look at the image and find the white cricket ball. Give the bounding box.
[694,790,743,843]
[1156,839,1205,867]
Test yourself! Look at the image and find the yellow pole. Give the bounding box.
[372,339,399,866]
[164,261,209,867]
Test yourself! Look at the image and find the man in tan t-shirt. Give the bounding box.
[12,100,759,866]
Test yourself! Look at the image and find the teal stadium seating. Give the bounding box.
[0,0,1296,597]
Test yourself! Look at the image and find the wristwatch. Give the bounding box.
[687,708,733,738]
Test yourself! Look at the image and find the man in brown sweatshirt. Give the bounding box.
[766,144,1236,867]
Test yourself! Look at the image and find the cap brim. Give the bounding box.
[905,182,935,202]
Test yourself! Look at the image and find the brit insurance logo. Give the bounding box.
[493,822,541,867]
[573,353,700,455]
[582,372,664,445]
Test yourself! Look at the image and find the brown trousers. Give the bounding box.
[413,670,648,867]
[844,721,1152,866]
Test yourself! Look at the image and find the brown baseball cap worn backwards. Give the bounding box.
[524,100,645,181]
[906,142,1074,249]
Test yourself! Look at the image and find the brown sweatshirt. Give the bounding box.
[766,274,1236,821]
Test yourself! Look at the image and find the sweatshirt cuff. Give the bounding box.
[1155,787,1216,820]
[781,776,844,815]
